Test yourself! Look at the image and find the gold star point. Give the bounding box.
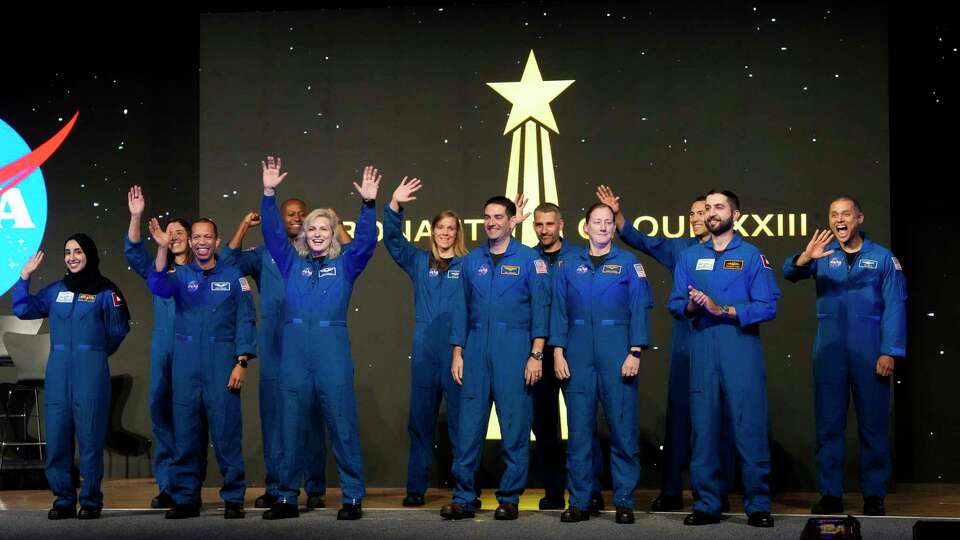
[487,50,574,135]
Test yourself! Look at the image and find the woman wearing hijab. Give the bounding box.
[12,234,131,520]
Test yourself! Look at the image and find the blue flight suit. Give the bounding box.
[549,245,652,510]
[617,218,735,500]
[220,243,327,498]
[124,238,178,496]
[668,233,780,517]
[261,194,377,505]
[382,206,470,497]
[449,237,551,508]
[782,233,906,499]
[148,262,257,506]
[12,278,129,510]
[534,241,603,499]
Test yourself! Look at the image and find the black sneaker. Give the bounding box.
[747,511,775,527]
[538,496,565,510]
[151,492,175,509]
[254,493,278,509]
[650,494,683,511]
[588,491,605,515]
[615,506,635,524]
[165,503,201,519]
[863,496,885,516]
[262,502,299,520]
[494,502,519,520]
[440,503,475,520]
[560,506,590,522]
[224,502,245,519]
[811,495,844,514]
[683,510,721,525]
[337,502,362,520]
[48,505,76,520]
[77,507,101,520]
[306,492,326,509]
[402,493,425,507]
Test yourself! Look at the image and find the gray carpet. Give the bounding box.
[0,508,921,539]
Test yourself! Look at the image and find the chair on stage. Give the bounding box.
[0,318,48,472]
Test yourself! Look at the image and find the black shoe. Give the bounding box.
[254,493,278,509]
[440,503,475,520]
[588,491,605,515]
[560,506,590,522]
[402,493,425,507]
[77,507,101,520]
[721,496,731,513]
[811,495,844,514]
[747,511,775,527]
[684,510,721,525]
[48,505,76,520]
[494,502,519,520]
[337,503,362,520]
[615,506,635,524]
[539,496,565,510]
[165,503,201,519]
[151,492,175,509]
[306,492,326,509]
[224,502,245,519]
[262,502,299,520]
[650,494,683,511]
[863,496,885,516]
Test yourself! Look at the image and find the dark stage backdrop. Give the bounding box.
[197,3,889,491]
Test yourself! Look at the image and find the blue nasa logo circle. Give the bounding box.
[0,119,48,297]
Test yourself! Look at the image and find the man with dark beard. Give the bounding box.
[668,190,780,528]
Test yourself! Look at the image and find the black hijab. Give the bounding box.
[62,233,130,320]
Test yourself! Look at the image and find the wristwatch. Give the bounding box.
[530,351,544,361]
[629,350,642,358]
[236,358,248,368]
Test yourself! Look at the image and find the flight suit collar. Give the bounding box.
[484,236,518,259]
[705,232,744,252]
[189,258,223,275]
[536,239,573,259]
[575,243,620,263]
[825,231,875,255]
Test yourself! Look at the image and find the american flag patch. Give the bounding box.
[112,292,123,307]
[892,256,902,271]
[760,254,772,270]
[634,263,646,278]
[534,259,548,274]
[239,277,251,292]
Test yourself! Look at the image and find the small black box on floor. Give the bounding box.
[914,520,960,539]
[799,516,862,539]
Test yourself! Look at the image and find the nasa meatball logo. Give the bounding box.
[429,267,439,278]
[576,264,589,274]
[0,112,77,296]
[829,257,842,269]
[477,264,489,276]
[187,280,200,292]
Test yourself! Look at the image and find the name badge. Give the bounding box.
[211,282,231,292]
[696,258,715,271]
[601,264,622,275]
[319,267,337,277]
[78,293,97,303]
[723,260,744,271]
[446,270,461,279]
[56,291,75,303]
[859,259,878,270]
[501,265,520,276]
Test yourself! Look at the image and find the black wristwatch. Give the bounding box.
[530,351,544,361]
[236,358,248,368]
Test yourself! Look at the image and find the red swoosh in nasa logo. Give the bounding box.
[0,111,78,197]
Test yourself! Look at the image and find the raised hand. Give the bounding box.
[798,229,836,266]
[596,185,621,214]
[148,218,170,248]
[390,176,422,211]
[128,185,145,216]
[20,251,44,280]
[509,193,532,230]
[243,212,261,228]
[262,156,288,193]
[353,165,381,201]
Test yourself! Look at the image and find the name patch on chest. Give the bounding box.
[319,267,337,278]
[78,293,97,303]
[723,260,744,271]
[601,264,622,275]
[446,270,461,279]
[211,282,231,292]
[696,258,715,271]
[500,265,520,276]
[859,259,878,270]
[56,291,75,303]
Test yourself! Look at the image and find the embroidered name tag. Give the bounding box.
[211,282,231,292]
[239,277,251,292]
[634,263,646,278]
[696,258,715,271]
[319,267,337,277]
[859,259,878,270]
[501,265,520,276]
[723,260,744,271]
[601,264,622,275]
[447,270,461,279]
[78,293,97,303]
[56,291,75,303]
[534,259,548,274]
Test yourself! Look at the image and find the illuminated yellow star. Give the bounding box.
[487,50,574,135]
